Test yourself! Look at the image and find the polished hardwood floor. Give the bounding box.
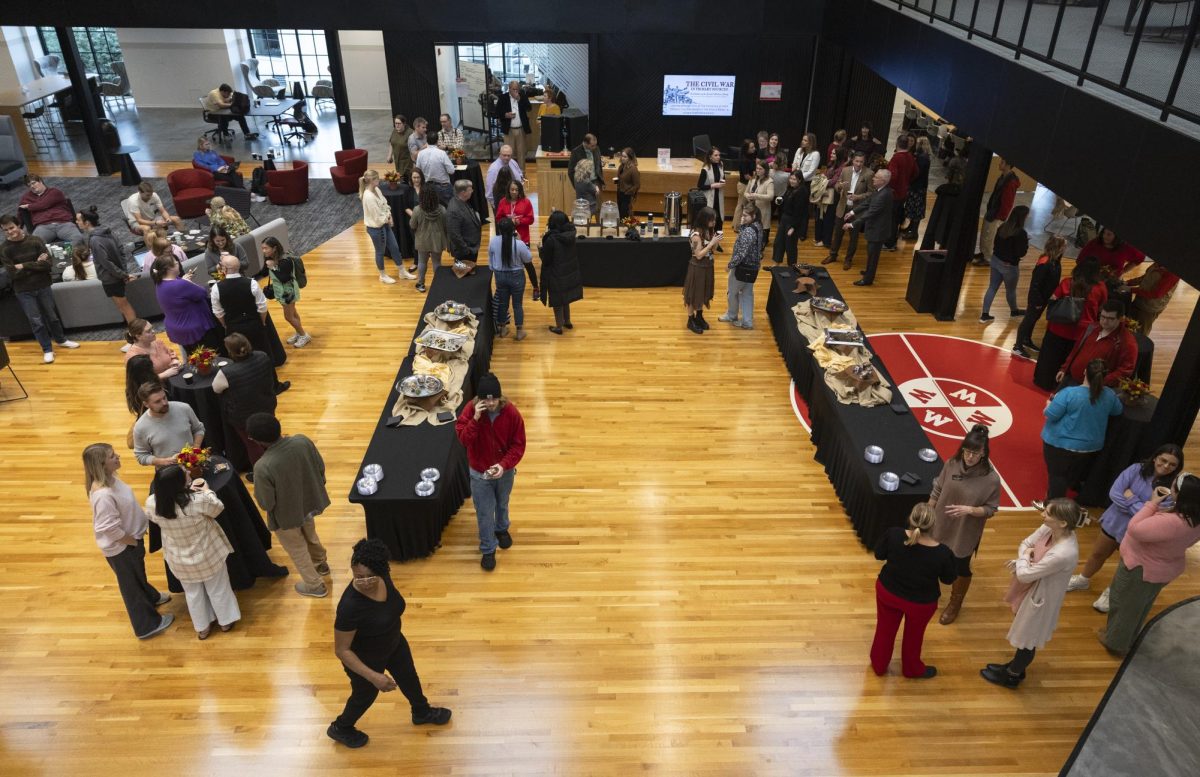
[2,162,1198,776]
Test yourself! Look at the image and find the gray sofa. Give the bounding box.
[0,116,29,189]
[1,219,291,338]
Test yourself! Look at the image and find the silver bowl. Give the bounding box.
[435,301,469,322]
[398,374,445,398]
[918,448,939,463]
[363,463,384,480]
[415,480,435,497]
[420,467,440,482]
[356,476,378,495]
[879,472,900,492]
[864,445,884,464]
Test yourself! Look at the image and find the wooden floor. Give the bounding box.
[2,162,1198,776]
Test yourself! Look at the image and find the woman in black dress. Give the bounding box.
[328,538,452,748]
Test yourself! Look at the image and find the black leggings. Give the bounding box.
[335,634,430,728]
[953,553,974,579]
[1015,303,1047,348]
[772,216,799,264]
[1043,441,1097,500]
[1008,647,1036,674]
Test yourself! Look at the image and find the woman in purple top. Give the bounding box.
[150,254,222,354]
[1066,444,1183,612]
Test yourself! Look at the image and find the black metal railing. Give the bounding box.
[885,0,1200,127]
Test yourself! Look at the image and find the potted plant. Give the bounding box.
[175,444,212,479]
[188,346,218,376]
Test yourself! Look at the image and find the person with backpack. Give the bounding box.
[1012,235,1065,358]
[261,236,309,348]
[1033,257,1106,391]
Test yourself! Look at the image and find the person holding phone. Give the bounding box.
[455,374,526,571]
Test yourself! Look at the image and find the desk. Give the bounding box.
[148,455,288,593]
[576,235,690,287]
[535,150,740,221]
[766,267,942,549]
[211,99,302,144]
[348,266,495,561]
[1,75,100,156]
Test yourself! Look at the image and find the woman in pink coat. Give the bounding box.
[1100,473,1200,655]
[980,498,1085,689]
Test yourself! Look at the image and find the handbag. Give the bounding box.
[734,262,760,283]
[1045,295,1083,325]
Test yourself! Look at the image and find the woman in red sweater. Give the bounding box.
[1078,229,1145,278]
[1100,474,1200,655]
[455,373,526,572]
[495,179,535,245]
[1033,257,1106,391]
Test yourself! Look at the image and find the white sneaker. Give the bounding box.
[43,351,55,363]
[400,268,417,280]
[379,273,396,284]
[120,343,132,353]
[59,340,80,349]
[286,334,299,344]
[1093,587,1111,613]
[1067,574,1090,592]
[293,334,311,348]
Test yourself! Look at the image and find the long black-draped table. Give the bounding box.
[766,267,943,550]
[576,235,690,287]
[147,455,287,593]
[348,265,495,561]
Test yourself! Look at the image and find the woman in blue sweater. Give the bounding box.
[1066,443,1183,612]
[1041,359,1123,500]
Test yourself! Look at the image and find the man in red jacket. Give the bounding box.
[18,174,84,244]
[972,159,1020,266]
[1056,301,1139,388]
[883,135,917,250]
[455,373,527,571]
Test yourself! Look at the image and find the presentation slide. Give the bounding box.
[662,75,736,117]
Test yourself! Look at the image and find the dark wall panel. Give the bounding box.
[810,40,896,154]
[593,33,816,158]
[824,0,1200,286]
[382,31,441,121]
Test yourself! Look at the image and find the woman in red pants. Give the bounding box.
[870,503,958,678]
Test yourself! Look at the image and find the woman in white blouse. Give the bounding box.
[146,464,240,640]
[360,169,416,285]
[790,132,821,240]
[61,244,96,282]
[84,443,174,639]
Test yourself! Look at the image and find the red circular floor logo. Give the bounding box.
[896,377,1013,439]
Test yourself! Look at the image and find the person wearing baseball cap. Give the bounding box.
[455,373,527,571]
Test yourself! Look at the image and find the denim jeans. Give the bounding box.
[724,269,755,325]
[16,287,67,352]
[416,250,440,285]
[982,256,1020,316]
[366,225,402,272]
[493,269,526,327]
[470,467,516,553]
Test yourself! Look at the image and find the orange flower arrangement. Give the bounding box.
[449,148,468,164]
[383,170,401,185]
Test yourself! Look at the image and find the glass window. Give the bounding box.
[246,29,330,95]
[37,27,124,80]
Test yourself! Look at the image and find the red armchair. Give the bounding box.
[193,154,236,172]
[266,160,309,205]
[167,168,215,219]
[330,149,368,194]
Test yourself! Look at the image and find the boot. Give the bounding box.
[696,310,711,330]
[939,576,972,625]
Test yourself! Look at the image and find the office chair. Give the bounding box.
[0,341,29,403]
[692,134,712,160]
[312,80,336,111]
[214,185,260,227]
[199,98,234,144]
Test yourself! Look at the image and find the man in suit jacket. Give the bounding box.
[823,151,872,266]
[843,169,893,287]
[446,180,482,263]
[493,81,532,172]
[568,133,604,189]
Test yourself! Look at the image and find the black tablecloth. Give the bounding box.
[1134,332,1153,384]
[382,184,417,260]
[766,267,943,549]
[453,162,489,224]
[1077,394,1158,507]
[147,456,287,593]
[167,365,250,472]
[576,236,690,287]
[348,265,495,561]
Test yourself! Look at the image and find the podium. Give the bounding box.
[906,250,946,314]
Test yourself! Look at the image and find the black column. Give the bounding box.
[56,27,112,176]
[324,30,354,151]
[933,142,989,321]
[1146,297,1200,449]
[382,30,440,120]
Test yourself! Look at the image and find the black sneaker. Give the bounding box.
[495,530,513,549]
[326,723,369,748]
[412,706,452,726]
[1012,345,1029,358]
[481,552,496,571]
[979,314,995,323]
[416,283,427,293]
[916,665,937,679]
[1010,309,1026,317]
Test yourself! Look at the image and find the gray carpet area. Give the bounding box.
[1,175,361,340]
[1060,596,1200,777]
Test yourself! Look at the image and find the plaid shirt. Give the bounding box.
[146,491,232,583]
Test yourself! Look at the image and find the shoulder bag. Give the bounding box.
[1045,295,1084,325]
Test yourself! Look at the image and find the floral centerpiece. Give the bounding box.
[1121,316,1140,333]
[449,148,468,165]
[188,346,218,375]
[1116,377,1150,406]
[176,444,212,478]
[620,216,642,228]
[383,170,401,188]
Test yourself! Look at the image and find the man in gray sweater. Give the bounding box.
[133,384,205,467]
[247,413,331,598]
